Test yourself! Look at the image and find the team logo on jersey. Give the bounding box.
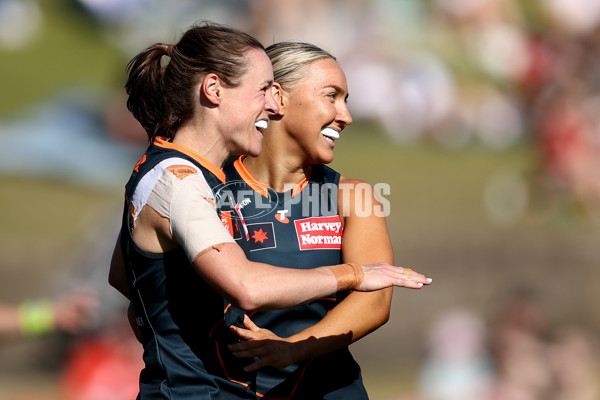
[246,222,276,251]
[294,216,343,250]
[221,211,242,240]
[275,209,290,224]
[213,180,279,221]
[221,211,234,237]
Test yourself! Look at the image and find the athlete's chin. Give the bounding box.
[246,142,263,158]
[317,150,335,165]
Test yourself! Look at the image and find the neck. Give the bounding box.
[171,121,229,169]
[243,127,312,192]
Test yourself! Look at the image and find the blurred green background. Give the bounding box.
[1,0,599,399]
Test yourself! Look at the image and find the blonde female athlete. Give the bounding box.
[108,24,431,399]
[223,42,431,399]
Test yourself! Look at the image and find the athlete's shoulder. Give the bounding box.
[339,175,369,187]
[312,164,341,185]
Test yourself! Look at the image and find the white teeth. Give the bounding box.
[255,120,268,130]
[321,128,339,139]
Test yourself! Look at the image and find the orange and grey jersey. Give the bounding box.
[220,156,368,400]
[120,138,256,399]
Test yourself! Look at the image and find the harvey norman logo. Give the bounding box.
[295,216,343,250]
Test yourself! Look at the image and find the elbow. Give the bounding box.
[374,292,392,327]
[230,298,258,312]
[224,283,263,312]
[380,308,391,326]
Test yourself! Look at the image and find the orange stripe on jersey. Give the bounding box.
[208,303,234,338]
[255,359,312,400]
[134,154,147,173]
[154,137,226,183]
[320,297,337,302]
[290,176,309,198]
[215,342,251,389]
[233,156,269,198]
[233,156,311,198]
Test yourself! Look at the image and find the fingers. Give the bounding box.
[358,262,433,291]
[241,358,264,372]
[399,266,432,289]
[228,341,263,357]
[398,268,431,289]
[227,339,275,372]
[242,314,259,331]
[229,324,257,341]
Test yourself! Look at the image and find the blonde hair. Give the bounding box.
[266,42,335,90]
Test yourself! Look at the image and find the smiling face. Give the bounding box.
[277,58,352,165]
[219,49,279,157]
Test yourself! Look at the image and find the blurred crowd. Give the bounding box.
[2,0,600,218]
[409,288,599,400]
[0,0,599,399]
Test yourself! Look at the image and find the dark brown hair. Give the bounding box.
[125,21,264,141]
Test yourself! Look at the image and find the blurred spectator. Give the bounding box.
[0,0,43,50]
[418,308,494,400]
[416,290,600,400]
[0,87,146,190]
[549,326,599,400]
[58,312,143,400]
[0,289,97,338]
[487,287,554,400]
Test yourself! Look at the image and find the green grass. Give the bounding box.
[0,0,125,116]
[330,122,537,231]
[1,5,599,398]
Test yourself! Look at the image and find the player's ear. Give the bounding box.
[201,73,222,105]
[272,83,286,116]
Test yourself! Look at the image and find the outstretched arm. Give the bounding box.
[114,169,428,314]
[0,290,97,338]
[229,178,431,370]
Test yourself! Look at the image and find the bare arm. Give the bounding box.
[117,169,424,312]
[193,242,357,311]
[228,179,431,370]
[0,291,97,337]
[0,304,20,335]
[283,178,396,350]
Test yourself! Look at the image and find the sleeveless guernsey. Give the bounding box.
[120,139,257,399]
[219,156,368,400]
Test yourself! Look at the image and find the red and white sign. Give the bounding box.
[294,216,343,250]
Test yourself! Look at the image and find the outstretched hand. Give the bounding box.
[53,289,99,334]
[357,263,432,291]
[228,314,300,371]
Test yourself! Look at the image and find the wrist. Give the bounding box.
[327,263,364,291]
[18,300,55,336]
[286,334,314,362]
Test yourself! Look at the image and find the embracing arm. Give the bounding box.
[114,168,419,312]
[194,242,385,312]
[229,178,431,370]
[282,178,396,353]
